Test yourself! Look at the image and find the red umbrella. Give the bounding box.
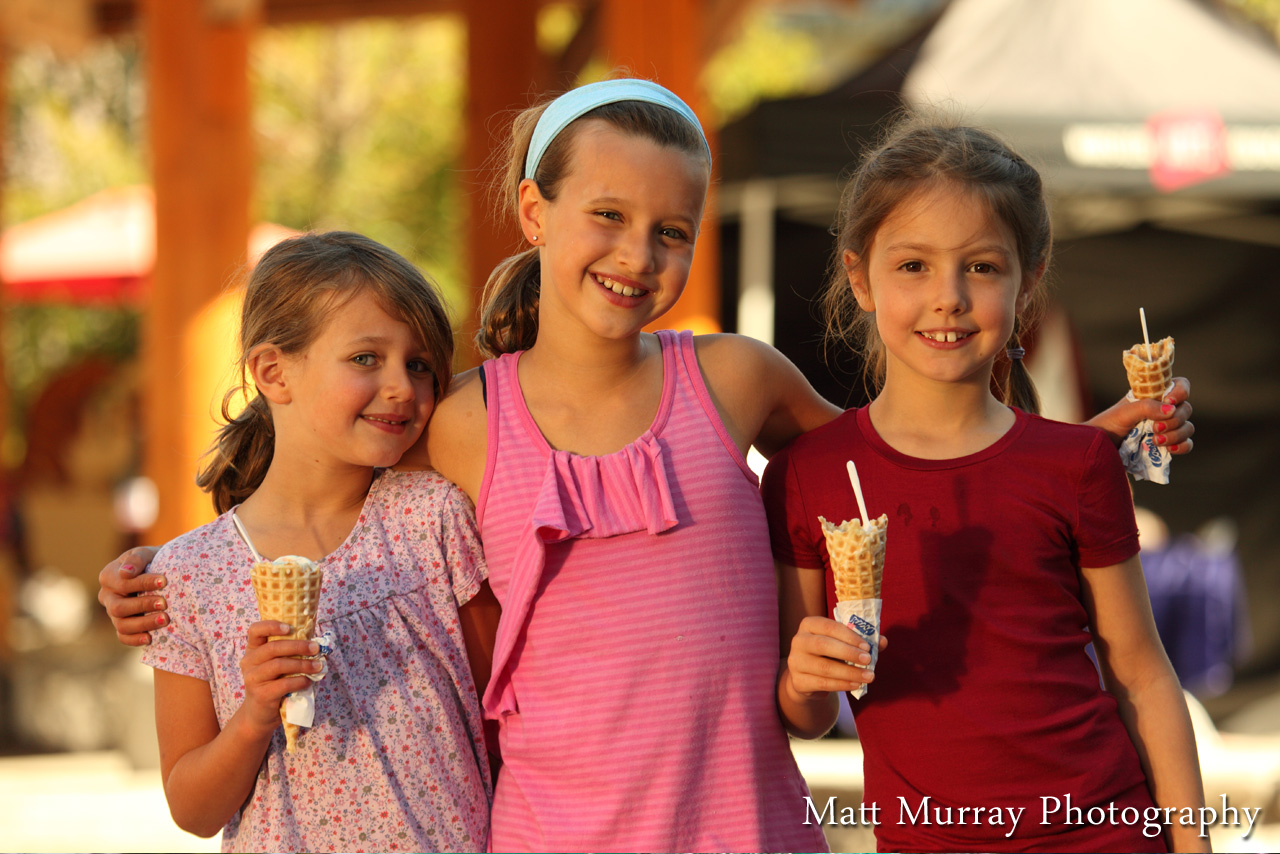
[0,185,297,304]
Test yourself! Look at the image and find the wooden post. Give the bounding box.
[461,1,545,365]
[141,0,257,542]
[599,0,720,334]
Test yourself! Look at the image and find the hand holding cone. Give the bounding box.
[250,555,323,752]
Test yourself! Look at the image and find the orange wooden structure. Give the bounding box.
[1,0,752,542]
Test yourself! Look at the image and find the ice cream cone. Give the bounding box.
[1123,336,1175,400]
[250,555,322,752]
[820,514,887,602]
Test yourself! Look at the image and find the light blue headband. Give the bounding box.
[524,78,711,180]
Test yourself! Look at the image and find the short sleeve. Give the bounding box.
[435,481,488,607]
[760,446,824,569]
[1074,431,1141,568]
[139,543,213,681]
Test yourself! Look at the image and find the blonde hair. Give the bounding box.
[197,231,454,513]
[474,92,710,358]
[823,112,1051,413]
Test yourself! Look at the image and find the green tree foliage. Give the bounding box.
[2,16,467,462]
[252,17,466,310]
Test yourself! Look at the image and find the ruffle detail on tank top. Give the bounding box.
[483,434,679,718]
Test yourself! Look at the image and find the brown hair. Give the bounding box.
[474,90,711,358]
[822,112,1051,413]
[197,231,454,513]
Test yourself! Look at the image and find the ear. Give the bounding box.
[517,178,546,246]
[1017,260,1046,315]
[247,343,291,405]
[844,250,874,312]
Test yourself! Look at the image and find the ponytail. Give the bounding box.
[475,248,541,358]
[1000,321,1041,415]
[196,390,275,515]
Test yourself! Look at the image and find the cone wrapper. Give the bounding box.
[1120,337,1175,484]
[250,555,328,752]
[820,514,887,700]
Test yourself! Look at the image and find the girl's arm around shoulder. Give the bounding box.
[1081,556,1211,853]
[693,334,840,459]
[413,367,487,503]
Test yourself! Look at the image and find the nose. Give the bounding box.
[933,267,969,315]
[618,226,656,274]
[382,364,415,402]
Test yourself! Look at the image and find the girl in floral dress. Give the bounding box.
[141,232,496,852]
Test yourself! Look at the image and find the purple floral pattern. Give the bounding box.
[142,468,491,852]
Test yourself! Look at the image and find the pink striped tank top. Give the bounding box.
[477,329,827,853]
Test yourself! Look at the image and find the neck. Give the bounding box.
[235,451,374,561]
[522,323,651,390]
[869,366,1012,459]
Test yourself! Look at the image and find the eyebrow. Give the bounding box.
[883,241,1012,258]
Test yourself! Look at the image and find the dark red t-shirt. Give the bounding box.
[763,407,1167,853]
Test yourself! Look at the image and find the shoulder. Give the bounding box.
[692,332,793,381]
[420,367,487,501]
[1016,412,1116,462]
[377,468,475,513]
[154,513,237,571]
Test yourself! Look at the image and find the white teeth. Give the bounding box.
[946,331,957,343]
[599,276,642,297]
[923,331,966,342]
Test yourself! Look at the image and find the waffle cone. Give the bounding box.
[250,555,322,752]
[1123,336,1175,400]
[820,514,887,601]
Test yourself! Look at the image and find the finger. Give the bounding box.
[1158,420,1195,447]
[103,592,168,621]
[1165,377,1191,404]
[112,611,168,643]
[1167,436,1194,456]
[246,622,296,649]
[877,633,888,651]
[246,654,324,684]
[798,616,871,652]
[802,635,873,666]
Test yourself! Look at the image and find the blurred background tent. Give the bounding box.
[717,0,1280,711]
[1,185,296,305]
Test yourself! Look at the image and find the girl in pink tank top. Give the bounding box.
[424,79,866,852]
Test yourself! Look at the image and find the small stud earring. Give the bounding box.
[531,235,539,242]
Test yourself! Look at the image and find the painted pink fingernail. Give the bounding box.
[1161,405,1174,416]
[154,598,166,610]
[1156,435,1167,445]
[1155,421,1166,433]
[156,614,167,626]
[122,564,136,574]
[1168,444,1180,453]
[153,577,166,589]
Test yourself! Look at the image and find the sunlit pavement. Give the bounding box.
[1,741,1276,853]
[0,750,219,853]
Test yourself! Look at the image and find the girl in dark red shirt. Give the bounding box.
[764,114,1208,854]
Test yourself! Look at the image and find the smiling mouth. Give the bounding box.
[363,415,408,426]
[594,274,648,298]
[919,330,972,343]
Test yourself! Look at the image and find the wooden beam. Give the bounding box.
[460,0,546,364]
[141,0,257,541]
[598,0,722,334]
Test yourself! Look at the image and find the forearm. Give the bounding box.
[1110,667,1210,853]
[163,708,275,837]
[776,662,840,739]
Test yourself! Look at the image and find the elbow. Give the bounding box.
[169,808,225,839]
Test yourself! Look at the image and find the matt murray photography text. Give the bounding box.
[804,794,1263,839]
